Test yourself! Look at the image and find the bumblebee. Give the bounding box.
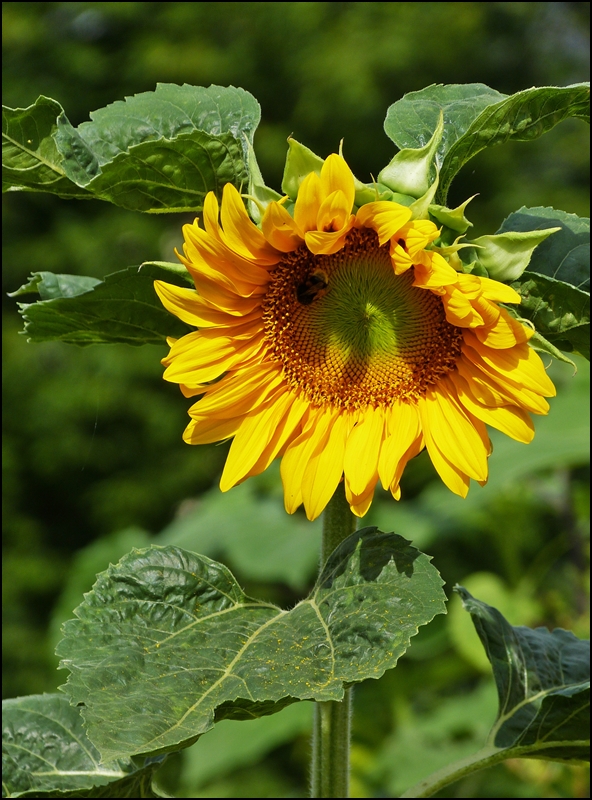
[296,269,329,305]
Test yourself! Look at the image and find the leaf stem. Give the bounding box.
[399,746,505,797]
[311,484,357,798]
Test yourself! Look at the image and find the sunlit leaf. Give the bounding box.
[13,262,194,346]
[3,85,260,212]
[2,693,163,798]
[57,530,446,762]
[383,83,590,203]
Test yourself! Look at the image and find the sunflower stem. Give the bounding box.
[311,484,357,798]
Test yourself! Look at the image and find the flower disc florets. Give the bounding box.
[155,154,556,520]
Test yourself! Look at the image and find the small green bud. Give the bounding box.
[470,228,561,281]
[377,112,444,198]
[281,138,324,199]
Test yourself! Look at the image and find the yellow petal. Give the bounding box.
[280,411,321,514]
[304,222,354,255]
[378,401,421,488]
[189,364,284,420]
[154,280,263,328]
[345,474,377,517]
[247,392,310,478]
[261,202,303,252]
[164,332,264,385]
[183,415,242,445]
[401,219,439,257]
[462,334,556,397]
[356,201,412,245]
[344,406,385,496]
[389,435,424,497]
[316,190,350,233]
[418,382,489,481]
[477,276,522,304]
[219,184,281,266]
[220,388,293,490]
[320,153,355,213]
[474,307,531,349]
[452,372,535,442]
[413,251,459,288]
[294,172,323,233]
[302,410,350,520]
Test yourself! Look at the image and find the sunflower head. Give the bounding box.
[155,153,555,520]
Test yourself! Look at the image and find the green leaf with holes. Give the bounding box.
[12,262,194,346]
[383,83,590,204]
[3,84,260,212]
[56,529,446,762]
[2,693,163,798]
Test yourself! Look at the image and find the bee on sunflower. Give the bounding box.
[155,150,556,521]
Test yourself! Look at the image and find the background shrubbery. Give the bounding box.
[2,3,589,797]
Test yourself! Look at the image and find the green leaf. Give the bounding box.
[384,83,506,159]
[2,97,92,199]
[456,587,589,762]
[4,85,261,212]
[383,83,590,204]
[513,272,590,359]
[499,206,590,291]
[13,262,194,346]
[56,530,445,762]
[400,590,589,797]
[2,693,163,798]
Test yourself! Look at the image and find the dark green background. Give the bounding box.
[2,3,589,797]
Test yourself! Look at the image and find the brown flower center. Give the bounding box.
[262,228,463,409]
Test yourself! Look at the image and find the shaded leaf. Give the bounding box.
[14,262,194,346]
[383,83,590,204]
[400,590,589,797]
[456,587,590,763]
[513,272,590,359]
[2,693,163,798]
[57,530,445,762]
[3,85,260,212]
[500,206,590,291]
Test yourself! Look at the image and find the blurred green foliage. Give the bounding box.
[2,2,589,797]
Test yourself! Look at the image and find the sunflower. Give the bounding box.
[155,154,555,520]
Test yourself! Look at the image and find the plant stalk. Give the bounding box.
[311,484,357,798]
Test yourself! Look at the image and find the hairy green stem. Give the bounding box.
[311,485,357,798]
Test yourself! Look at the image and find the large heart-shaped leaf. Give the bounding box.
[384,83,590,204]
[56,530,446,762]
[3,85,260,212]
[11,262,194,346]
[2,693,163,798]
